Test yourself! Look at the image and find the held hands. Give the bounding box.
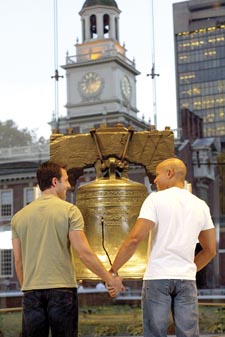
[106,272,125,298]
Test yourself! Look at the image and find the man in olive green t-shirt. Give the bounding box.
[11,161,123,337]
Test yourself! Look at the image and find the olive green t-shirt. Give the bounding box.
[11,195,84,291]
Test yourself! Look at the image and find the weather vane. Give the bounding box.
[51,69,63,81]
[147,64,160,79]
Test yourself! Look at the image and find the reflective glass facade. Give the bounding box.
[174,1,225,138]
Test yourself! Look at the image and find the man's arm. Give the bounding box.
[12,238,23,287]
[195,228,216,272]
[69,230,123,295]
[110,218,154,274]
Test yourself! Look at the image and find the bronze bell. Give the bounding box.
[73,157,149,280]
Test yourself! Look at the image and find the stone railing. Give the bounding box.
[0,143,50,164]
[66,48,135,67]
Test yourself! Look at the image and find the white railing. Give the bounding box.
[0,143,50,163]
[66,49,135,68]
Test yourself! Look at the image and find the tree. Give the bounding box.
[0,120,47,147]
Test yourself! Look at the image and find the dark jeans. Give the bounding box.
[22,288,78,337]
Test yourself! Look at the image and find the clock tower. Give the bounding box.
[54,0,148,133]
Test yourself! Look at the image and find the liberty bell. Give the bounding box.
[74,156,149,280]
[50,124,175,280]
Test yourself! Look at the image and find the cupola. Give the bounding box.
[80,0,120,42]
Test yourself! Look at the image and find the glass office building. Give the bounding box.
[173,0,225,139]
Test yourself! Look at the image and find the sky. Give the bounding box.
[0,0,184,139]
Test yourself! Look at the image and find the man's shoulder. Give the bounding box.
[12,200,34,217]
[55,199,81,215]
[44,195,73,207]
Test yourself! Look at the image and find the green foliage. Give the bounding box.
[199,306,225,334]
[0,304,225,336]
[0,311,21,337]
[0,120,47,147]
[0,314,4,337]
[206,321,225,334]
[94,326,118,337]
[127,324,143,336]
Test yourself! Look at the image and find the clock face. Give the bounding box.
[80,72,103,97]
[120,75,132,100]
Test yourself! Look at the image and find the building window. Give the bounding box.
[103,14,110,37]
[0,190,13,218]
[24,187,34,205]
[0,249,13,277]
[115,17,119,41]
[90,14,97,38]
[82,18,85,42]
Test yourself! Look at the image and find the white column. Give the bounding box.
[109,14,115,39]
[97,13,104,39]
[85,15,91,40]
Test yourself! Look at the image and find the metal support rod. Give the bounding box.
[120,128,134,162]
[51,0,63,129]
[90,129,104,163]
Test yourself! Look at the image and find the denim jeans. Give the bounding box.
[22,288,78,337]
[142,279,199,337]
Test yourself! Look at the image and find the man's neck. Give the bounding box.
[41,188,57,197]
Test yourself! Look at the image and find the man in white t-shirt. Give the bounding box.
[109,157,216,337]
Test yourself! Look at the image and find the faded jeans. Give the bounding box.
[142,279,199,337]
[22,288,78,337]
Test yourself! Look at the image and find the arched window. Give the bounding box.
[90,14,97,38]
[82,19,86,42]
[103,14,110,38]
[115,17,119,41]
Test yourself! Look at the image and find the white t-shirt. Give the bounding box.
[138,187,214,280]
